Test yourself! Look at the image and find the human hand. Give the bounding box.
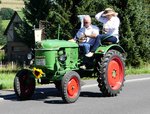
[102,28,109,33]
[68,39,76,42]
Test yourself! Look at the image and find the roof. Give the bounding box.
[3,11,24,35]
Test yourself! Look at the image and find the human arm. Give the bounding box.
[84,26,99,38]
[85,33,98,38]
[95,11,107,23]
[68,39,76,42]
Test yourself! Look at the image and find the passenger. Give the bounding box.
[86,8,120,57]
[69,15,99,55]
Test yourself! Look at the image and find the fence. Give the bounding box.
[0,61,27,71]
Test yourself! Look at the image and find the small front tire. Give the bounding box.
[61,71,81,103]
[14,69,35,100]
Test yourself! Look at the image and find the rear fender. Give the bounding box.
[95,44,126,55]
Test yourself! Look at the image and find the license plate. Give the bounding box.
[36,59,45,66]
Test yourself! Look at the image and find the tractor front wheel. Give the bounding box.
[14,69,35,100]
[97,50,125,96]
[61,71,81,103]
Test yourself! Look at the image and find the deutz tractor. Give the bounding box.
[14,19,126,103]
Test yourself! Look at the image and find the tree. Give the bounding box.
[46,0,92,40]
[23,0,52,27]
[0,8,14,20]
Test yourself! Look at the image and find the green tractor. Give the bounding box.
[14,21,126,103]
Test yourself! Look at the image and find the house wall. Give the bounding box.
[6,42,30,63]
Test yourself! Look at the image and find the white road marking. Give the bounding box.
[82,84,98,88]
[82,77,150,89]
[125,77,150,83]
[0,98,3,101]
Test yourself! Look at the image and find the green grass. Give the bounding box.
[0,73,15,90]
[126,64,150,75]
[2,20,10,29]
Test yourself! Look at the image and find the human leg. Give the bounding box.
[90,34,108,52]
[85,34,108,57]
[79,43,91,54]
[103,36,117,43]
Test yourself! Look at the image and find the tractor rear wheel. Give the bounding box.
[61,71,81,103]
[97,50,125,96]
[14,69,35,100]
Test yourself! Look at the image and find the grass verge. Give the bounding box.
[0,64,150,90]
[126,64,150,75]
[0,73,15,90]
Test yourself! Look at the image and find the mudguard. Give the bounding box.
[95,44,126,55]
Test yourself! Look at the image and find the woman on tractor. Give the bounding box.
[86,8,120,57]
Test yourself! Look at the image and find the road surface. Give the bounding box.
[0,74,150,114]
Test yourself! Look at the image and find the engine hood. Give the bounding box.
[36,39,78,50]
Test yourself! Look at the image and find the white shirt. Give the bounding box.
[75,25,99,45]
[95,11,120,42]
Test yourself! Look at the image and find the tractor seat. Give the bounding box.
[101,35,118,45]
[102,41,113,45]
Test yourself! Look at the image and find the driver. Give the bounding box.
[69,15,99,56]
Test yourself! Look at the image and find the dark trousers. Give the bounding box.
[91,34,117,52]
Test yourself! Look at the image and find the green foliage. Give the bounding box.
[107,0,150,67]
[0,8,14,20]
[23,0,51,27]
[0,73,16,89]
[0,50,4,61]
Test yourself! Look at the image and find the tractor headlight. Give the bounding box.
[59,54,67,62]
[58,49,67,63]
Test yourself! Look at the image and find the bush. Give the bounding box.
[0,8,14,20]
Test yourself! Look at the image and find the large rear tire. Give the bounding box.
[61,71,81,103]
[97,50,125,96]
[14,69,35,100]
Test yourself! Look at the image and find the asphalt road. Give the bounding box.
[0,74,150,114]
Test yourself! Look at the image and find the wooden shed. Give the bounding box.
[3,11,30,64]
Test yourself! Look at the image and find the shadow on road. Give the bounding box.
[0,87,104,104]
[80,91,103,97]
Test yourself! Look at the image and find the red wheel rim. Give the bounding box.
[107,56,124,90]
[67,76,79,98]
